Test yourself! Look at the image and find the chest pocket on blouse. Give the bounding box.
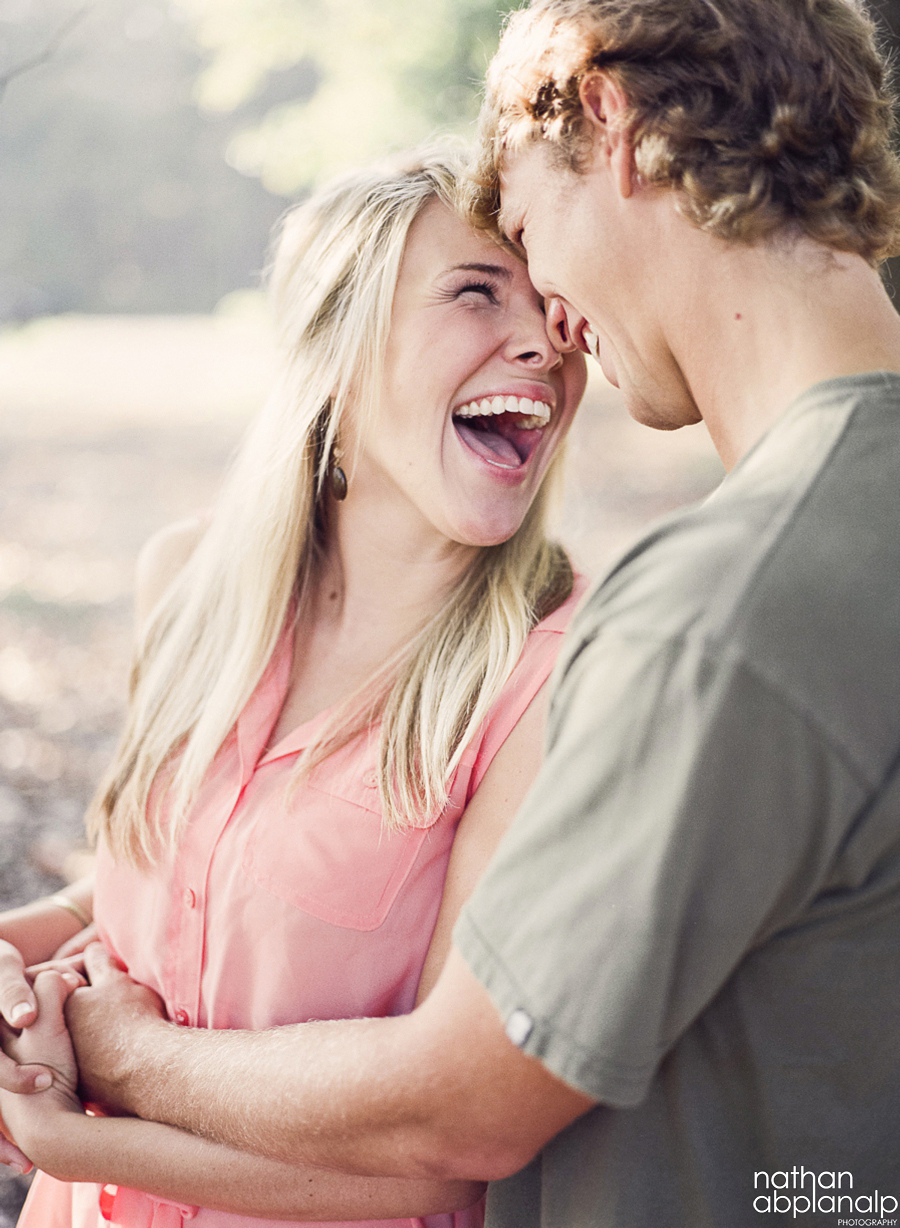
[241,742,430,931]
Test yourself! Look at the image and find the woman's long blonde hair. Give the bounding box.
[89,146,573,867]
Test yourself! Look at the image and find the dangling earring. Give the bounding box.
[329,444,348,501]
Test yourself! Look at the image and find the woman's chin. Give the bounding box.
[447,507,530,549]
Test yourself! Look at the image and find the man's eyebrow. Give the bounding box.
[445,262,514,278]
[496,205,518,242]
[494,211,525,256]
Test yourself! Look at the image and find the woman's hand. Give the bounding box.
[0,938,37,1033]
[0,970,84,1172]
[0,874,96,1075]
[54,922,99,961]
[0,939,57,1097]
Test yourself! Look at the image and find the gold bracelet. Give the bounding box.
[48,894,92,930]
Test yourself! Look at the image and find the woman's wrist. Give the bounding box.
[20,1105,94,1183]
[0,876,94,968]
[46,894,92,931]
[0,1082,85,1176]
[0,902,83,968]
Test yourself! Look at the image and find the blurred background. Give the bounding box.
[1,0,899,1216]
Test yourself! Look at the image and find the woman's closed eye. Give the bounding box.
[434,261,513,307]
[436,279,502,306]
[460,280,500,302]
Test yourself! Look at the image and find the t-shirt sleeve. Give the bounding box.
[454,625,868,1106]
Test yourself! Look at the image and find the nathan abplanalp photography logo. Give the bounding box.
[753,1168,898,1223]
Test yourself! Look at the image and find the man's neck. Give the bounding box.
[664,229,900,469]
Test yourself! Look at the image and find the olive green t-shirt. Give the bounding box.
[456,373,900,1227]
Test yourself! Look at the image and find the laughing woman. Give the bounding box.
[0,148,586,1227]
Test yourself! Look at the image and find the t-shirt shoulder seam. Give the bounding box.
[705,394,865,639]
[562,626,877,793]
[566,394,865,680]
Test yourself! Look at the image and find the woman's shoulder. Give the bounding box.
[531,571,592,637]
[456,575,589,743]
[459,572,592,797]
[134,515,208,629]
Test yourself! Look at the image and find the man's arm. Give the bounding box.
[69,679,595,1182]
[68,944,595,1181]
[69,616,857,1182]
[3,971,484,1217]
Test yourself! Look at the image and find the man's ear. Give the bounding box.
[578,72,635,199]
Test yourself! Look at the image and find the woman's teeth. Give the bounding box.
[454,395,551,429]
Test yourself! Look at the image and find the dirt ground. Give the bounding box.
[0,312,722,1219]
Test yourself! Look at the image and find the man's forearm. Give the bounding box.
[70,948,594,1182]
[82,998,504,1179]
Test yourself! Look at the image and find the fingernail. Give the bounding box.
[9,1003,32,1026]
[33,1073,52,1091]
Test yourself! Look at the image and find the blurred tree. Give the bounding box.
[172,0,504,194]
[0,0,283,317]
[0,6,85,102]
[6,0,895,317]
[0,0,508,317]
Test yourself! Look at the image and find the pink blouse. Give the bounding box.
[19,581,584,1228]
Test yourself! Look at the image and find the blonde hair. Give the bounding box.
[472,0,900,264]
[89,146,573,866]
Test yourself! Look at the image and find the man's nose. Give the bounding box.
[545,298,583,354]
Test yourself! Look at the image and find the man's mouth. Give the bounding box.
[582,327,619,386]
[583,329,602,363]
[452,395,551,469]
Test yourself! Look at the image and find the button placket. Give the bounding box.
[168,770,245,1030]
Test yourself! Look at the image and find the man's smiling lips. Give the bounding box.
[573,323,619,388]
[452,392,555,469]
[566,316,601,364]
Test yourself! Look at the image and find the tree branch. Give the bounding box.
[0,6,88,102]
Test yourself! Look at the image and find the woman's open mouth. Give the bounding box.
[452,395,551,469]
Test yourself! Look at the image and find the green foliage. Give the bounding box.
[173,0,507,194]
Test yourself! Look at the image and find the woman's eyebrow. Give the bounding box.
[446,262,513,278]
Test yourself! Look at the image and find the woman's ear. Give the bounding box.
[578,72,635,200]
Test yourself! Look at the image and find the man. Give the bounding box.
[4,1,900,1222]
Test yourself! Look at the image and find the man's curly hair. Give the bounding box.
[472,0,900,264]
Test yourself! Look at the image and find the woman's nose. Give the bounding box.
[545,297,582,353]
[506,302,563,370]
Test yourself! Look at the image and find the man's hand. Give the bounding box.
[0,940,55,1095]
[65,944,166,1115]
